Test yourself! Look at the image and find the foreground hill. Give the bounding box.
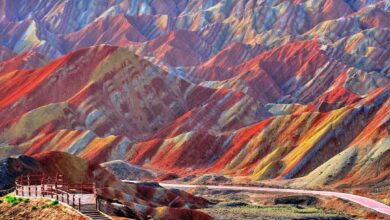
[0,196,87,220]
[0,151,212,219]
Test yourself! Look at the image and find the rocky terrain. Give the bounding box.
[0,0,389,218]
[0,151,213,219]
[0,155,40,190]
[0,195,88,220]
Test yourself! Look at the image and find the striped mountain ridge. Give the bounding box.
[0,42,388,192]
[193,38,389,107]
[113,86,390,184]
[0,0,388,62]
[0,50,47,73]
[0,45,270,162]
[0,45,14,62]
[0,0,389,202]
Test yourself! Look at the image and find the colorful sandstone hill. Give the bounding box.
[0,0,389,204]
[0,151,212,219]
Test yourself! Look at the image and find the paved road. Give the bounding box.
[123,181,390,216]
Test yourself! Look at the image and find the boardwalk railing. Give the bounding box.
[15,173,96,211]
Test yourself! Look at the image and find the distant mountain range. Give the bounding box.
[0,0,389,196]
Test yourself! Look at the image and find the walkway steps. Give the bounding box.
[80,204,111,220]
[80,210,111,219]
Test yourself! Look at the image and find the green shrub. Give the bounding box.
[5,195,15,203]
[31,206,37,210]
[5,196,18,204]
[5,196,30,205]
[42,204,49,209]
[50,200,59,206]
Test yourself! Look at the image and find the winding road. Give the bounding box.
[123,181,390,216]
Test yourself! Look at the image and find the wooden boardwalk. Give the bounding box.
[15,173,111,220]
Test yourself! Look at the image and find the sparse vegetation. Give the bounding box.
[50,200,59,206]
[197,191,354,220]
[5,195,16,203]
[5,196,58,209]
[0,196,88,219]
[5,195,31,206]
[204,203,348,219]
[5,195,20,206]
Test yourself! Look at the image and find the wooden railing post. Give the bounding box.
[21,175,24,197]
[41,174,45,197]
[15,178,18,196]
[15,177,18,196]
[78,197,81,210]
[55,173,57,193]
[27,174,30,197]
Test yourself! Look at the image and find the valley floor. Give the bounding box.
[194,190,388,220]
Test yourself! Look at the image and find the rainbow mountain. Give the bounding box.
[0,0,389,198]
